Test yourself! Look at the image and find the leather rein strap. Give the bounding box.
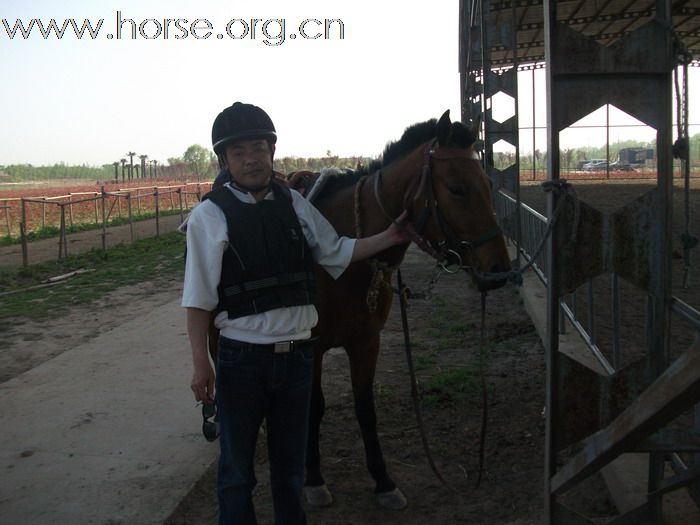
[396,267,458,493]
[383,140,493,491]
[396,268,489,492]
[373,167,443,260]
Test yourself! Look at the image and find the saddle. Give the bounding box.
[286,167,352,204]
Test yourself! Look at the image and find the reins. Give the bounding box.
[357,139,579,494]
[396,267,491,492]
[481,179,579,285]
[396,267,461,492]
[476,291,488,487]
[672,36,697,288]
[372,139,504,273]
[373,168,444,261]
[371,140,579,285]
[362,139,510,493]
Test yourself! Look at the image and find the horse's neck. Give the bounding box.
[362,147,423,229]
[358,149,423,267]
[311,147,423,267]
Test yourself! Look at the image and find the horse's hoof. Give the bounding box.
[376,487,408,510]
[304,484,333,507]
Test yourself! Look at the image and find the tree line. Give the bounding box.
[0,145,374,183]
[3,134,698,183]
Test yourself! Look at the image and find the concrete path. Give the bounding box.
[0,298,217,525]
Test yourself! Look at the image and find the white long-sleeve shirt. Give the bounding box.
[181,183,356,343]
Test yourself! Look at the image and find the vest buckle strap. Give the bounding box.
[222,272,315,298]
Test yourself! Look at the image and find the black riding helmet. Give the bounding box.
[211,102,277,155]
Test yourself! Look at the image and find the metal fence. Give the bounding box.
[6,182,211,267]
[496,186,700,511]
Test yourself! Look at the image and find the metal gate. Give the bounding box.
[460,1,700,523]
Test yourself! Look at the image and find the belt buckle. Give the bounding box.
[273,341,291,353]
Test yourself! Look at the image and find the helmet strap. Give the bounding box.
[217,153,227,169]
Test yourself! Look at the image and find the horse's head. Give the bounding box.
[402,110,511,291]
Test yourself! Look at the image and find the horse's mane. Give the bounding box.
[381,117,475,165]
[380,119,437,167]
[312,117,475,202]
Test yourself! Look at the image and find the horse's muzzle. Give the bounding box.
[475,263,510,292]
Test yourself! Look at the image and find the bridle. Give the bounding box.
[373,138,503,273]
[364,139,579,491]
[373,138,502,492]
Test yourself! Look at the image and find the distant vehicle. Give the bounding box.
[581,159,608,171]
[618,147,654,166]
[609,161,635,171]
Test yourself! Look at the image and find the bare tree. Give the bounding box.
[139,154,148,180]
[127,151,136,181]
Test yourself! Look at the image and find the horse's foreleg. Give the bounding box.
[303,349,334,507]
[348,338,408,509]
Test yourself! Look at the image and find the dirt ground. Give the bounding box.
[163,178,700,524]
[164,246,615,525]
[5,179,700,524]
[1,224,609,525]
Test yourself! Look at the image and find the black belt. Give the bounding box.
[220,335,318,354]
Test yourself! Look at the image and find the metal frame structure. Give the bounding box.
[460,1,700,523]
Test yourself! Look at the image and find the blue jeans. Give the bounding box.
[215,336,314,525]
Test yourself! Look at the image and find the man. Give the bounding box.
[182,102,408,525]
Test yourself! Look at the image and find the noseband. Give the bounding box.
[374,138,503,273]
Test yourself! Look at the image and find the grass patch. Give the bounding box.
[423,368,479,406]
[414,351,437,371]
[0,232,185,326]
[422,367,478,406]
[426,295,478,348]
[417,283,485,406]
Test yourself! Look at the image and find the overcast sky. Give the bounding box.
[1,0,696,167]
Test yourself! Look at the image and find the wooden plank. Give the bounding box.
[603,501,651,525]
[635,429,700,452]
[552,502,596,525]
[551,338,700,495]
[651,463,700,499]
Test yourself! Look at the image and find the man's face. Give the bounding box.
[223,139,275,192]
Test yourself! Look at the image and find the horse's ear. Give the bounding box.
[436,110,451,146]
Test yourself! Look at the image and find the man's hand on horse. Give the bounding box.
[388,210,412,245]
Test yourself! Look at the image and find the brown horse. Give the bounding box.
[301,110,511,509]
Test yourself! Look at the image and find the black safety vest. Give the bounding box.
[203,181,316,319]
